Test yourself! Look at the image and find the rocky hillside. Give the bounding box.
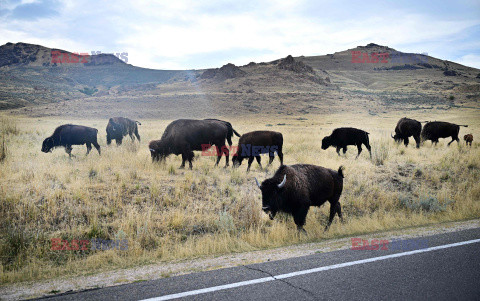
[1,42,479,117]
[0,42,188,109]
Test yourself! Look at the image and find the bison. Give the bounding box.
[464,134,473,146]
[255,164,344,232]
[232,131,284,171]
[149,119,240,169]
[41,124,101,157]
[106,117,141,145]
[421,121,468,146]
[203,119,240,146]
[321,127,371,159]
[392,117,422,148]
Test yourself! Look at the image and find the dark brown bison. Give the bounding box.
[149,119,239,169]
[421,121,468,146]
[255,164,344,232]
[464,134,473,146]
[232,131,284,171]
[322,127,371,159]
[106,117,141,145]
[41,124,100,157]
[392,117,422,148]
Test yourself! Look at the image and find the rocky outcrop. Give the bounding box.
[200,63,246,80]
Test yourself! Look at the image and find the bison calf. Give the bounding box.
[255,164,344,232]
[464,134,473,146]
[232,131,284,171]
[106,117,141,145]
[42,124,100,157]
[322,127,371,159]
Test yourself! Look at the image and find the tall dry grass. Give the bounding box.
[0,110,479,283]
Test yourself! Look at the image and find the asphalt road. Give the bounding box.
[35,228,480,301]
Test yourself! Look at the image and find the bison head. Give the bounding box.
[391,132,402,143]
[106,121,124,142]
[232,154,244,167]
[255,174,287,220]
[321,136,331,150]
[41,137,54,153]
[148,140,168,162]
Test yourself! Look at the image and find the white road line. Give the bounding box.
[140,238,480,301]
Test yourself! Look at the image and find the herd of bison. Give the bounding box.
[40,117,473,232]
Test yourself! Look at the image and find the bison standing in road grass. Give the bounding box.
[255,164,344,232]
[421,121,468,146]
[42,124,101,157]
[232,130,284,171]
[322,127,371,159]
[392,117,422,148]
[106,117,141,145]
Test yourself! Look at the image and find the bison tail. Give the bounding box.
[233,129,241,137]
[460,125,468,127]
[136,121,142,125]
[338,166,344,178]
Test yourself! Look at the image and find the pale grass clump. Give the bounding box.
[1,111,479,284]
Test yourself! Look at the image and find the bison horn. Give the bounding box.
[277,174,287,188]
[149,148,156,152]
[255,178,261,188]
[391,133,394,138]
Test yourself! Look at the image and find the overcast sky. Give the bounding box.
[1,0,479,69]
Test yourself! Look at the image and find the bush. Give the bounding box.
[78,87,98,96]
[398,194,454,212]
[0,135,6,162]
[372,140,389,166]
[1,117,19,136]
[215,211,235,233]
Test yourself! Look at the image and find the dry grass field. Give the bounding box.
[1,108,479,284]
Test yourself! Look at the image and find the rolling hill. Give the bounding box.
[0,42,479,118]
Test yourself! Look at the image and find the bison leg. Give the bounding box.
[134,127,140,142]
[278,151,284,166]
[365,142,372,158]
[404,137,409,147]
[447,137,457,146]
[336,147,341,156]
[255,156,263,169]
[86,143,92,155]
[93,142,101,155]
[342,146,347,155]
[116,138,122,146]
[293,206,309,233]
[214,146,222,167]
[187,151,194,169]
[335,202,344,223]
[247,156,254,172]
[414,135,421,148]
[106,135,112,145]
[65,145,74,157]
[355,144,363,159]
[223,145,230,168]
[180,154,186,169]
[325,203,337,231]
[268,155,275,165]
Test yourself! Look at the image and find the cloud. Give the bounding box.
[10,0,60,20]
[455,54,480,69]
[0,0,479,69]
